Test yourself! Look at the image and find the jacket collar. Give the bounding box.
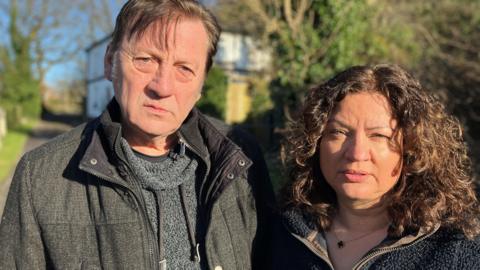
[282,208,440,255]
[178,107,253,206]
[79,99,252,200]
[97,99,124,163]
[96,99,232,165]
[177,107,210,159]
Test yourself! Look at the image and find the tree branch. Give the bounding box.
[244,0,279,34]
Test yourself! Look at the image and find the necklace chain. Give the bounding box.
[331,226,388,249]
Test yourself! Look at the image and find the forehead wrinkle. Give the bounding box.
[326,118,351,129]
[328,96,396,130]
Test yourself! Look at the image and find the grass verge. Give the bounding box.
[0,119,37,183]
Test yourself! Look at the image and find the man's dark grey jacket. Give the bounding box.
[0,101,275,269]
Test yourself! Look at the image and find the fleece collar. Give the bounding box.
[281,207,440,254]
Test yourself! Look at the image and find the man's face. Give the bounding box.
[105,18,208,143]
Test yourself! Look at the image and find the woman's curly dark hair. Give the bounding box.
[282,64,480,239]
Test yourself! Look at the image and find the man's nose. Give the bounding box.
[146,65,174,98]
[344,134,371,161]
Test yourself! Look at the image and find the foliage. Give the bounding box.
[0,0,123,86]
[241,0,420,120]
[0,119,36,182]
[230,0,479,179]
[265,150,287,193]
[0,2,41,128]
[197,66,229,119]
[44,78,86,115]
[410,0,480,175]
[213,0,265,35]
[240,76,275,149]
[0,0,124,122]
[248,76,273,118]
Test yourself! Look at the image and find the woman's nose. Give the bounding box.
[344,134,371,161]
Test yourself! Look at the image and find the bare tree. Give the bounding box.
[0,0,122,89]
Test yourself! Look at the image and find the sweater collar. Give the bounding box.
[84,98,251,205]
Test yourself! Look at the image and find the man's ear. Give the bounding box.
[104,44,114,81]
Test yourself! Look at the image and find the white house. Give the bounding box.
[85,36,115,119]
[214,32,270,73]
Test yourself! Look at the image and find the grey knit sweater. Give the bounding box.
[121,139,201,270]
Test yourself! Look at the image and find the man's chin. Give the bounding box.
[124,120,175,140]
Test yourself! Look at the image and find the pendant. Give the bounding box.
[337,241,344,249]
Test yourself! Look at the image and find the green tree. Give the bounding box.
[197,66,229,119]
[240,0,419,118]
[0,1,40,127]
[410,0,480,175]
[0,0,125,121]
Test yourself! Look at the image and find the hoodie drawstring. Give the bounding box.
[179,184,201,262]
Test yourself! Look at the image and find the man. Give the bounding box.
[0,1,275,269]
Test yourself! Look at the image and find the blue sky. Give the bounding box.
[44,0,123,87]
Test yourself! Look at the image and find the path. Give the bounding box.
[0,113,81,220]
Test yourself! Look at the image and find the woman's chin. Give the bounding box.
[337,191,382,208]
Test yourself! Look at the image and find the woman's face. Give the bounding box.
[319,91,402,208]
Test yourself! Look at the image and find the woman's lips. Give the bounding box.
[341,170,369,182]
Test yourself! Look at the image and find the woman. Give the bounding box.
[273,64,480,269]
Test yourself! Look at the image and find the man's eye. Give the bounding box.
[179,65,194,74]
[132,57,157,72]
[134,57,154,65]
[176,65,195,82]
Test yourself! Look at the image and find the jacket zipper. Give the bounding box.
[177,137,211,207]
[121,162,161,270]
[178,135,247,268]
[352,228,438,269]
[177,134,246,212]
[82,165,159,270]
[113,137,161,270]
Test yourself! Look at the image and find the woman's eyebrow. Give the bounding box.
[327,119,394,131]
[365,126,394,131]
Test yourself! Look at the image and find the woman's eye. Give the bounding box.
[329,129,346,136]
[372,133,391,140]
